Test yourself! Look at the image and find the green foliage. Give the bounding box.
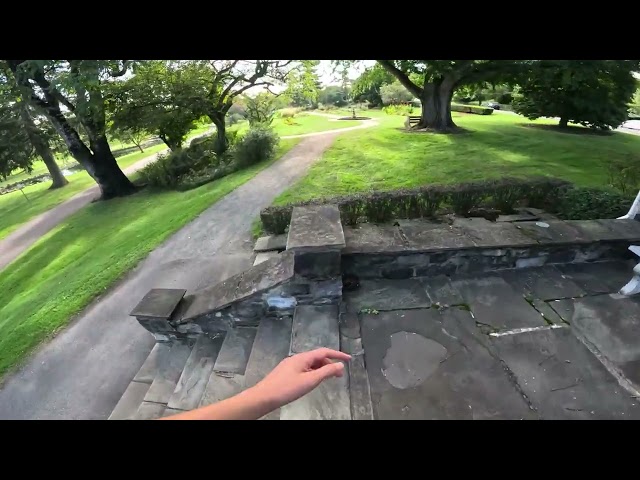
[0,102,36,178]
[232,126,279,168]
[319,86,349,107]
[512,60,639,130]
[279,108,299,118]
[496,92,513,104]
[555,186,632,220]
[383,104,415,116]
[244,93,277,127]
[226,113,244,126]
[451,104,494,115]
[607,156,640,195]
[380,81,414,105]
[352,64,395,107]
[285,61,321,108]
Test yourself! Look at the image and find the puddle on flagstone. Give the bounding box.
[382,331,447,389]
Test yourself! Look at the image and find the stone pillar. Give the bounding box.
[129,288,187,342]
[286,205,346,305]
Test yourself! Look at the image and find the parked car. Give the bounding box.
[486,101,501,110]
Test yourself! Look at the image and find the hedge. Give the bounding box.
[260,177,572,234]
[451,104,494,115]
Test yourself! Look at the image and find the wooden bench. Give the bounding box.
[405,115,421,128]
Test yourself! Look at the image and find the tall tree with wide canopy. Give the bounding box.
[6,60,137,199]
[376,60,522,131]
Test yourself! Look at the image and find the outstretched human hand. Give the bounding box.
[253,347,352,410]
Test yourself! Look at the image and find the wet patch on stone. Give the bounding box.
[382,331,447,389]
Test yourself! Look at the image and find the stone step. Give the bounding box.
[253,251,280,266]
[167,335,225,411]
[290,305,339,355]
[213,327,257,375]
[254,234,287,253]
[131,401,167,420]
[133,343,171,384]
[144,341,194,404]
[108,381,151,420]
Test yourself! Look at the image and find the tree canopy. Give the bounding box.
[351,64,394,107]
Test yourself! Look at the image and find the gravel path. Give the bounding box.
[0,133,344,419]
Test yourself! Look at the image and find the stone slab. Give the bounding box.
[343,223,407,254]
[401,223,477,252]
[244,317,293,389]
[162,407,186,417]
[280,372,351,420]
[348,354,374,420]
[555,261,633,295]
[133,343,171,384]
[131,401,167,420]
[499,265,586,301]
[360,308,536,419]
[552,294,640,389]
[531,299,564,325]
[497,213,539,223]
[180,250,294,322]
[130,288,187,319]
[451,274,548,331]
[339,312,361,339]
[344,279,431,312]
[200,372,246,407]
[108,381,150,420]
[596,219,640,242]
[213,327,257,375]
[290,305,339,354]
[341,335,364,356]
[453,218,537,248]
[491,328,640,419]
[167,335,224,411]
[514,220,589,245]
[565,219,629,242]
[254,234,287,252]
[144,341,193,404]
[253,251,280,266]
[419,275,465,306]
[287,205,345,251]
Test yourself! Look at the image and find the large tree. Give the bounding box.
[285,60,322,108]
[351,64,394,107]
[376,60,522,131]
[513,60,639,130]
[6,60,137,199]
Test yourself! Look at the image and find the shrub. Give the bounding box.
[447,182,487,216]
[380,81,414,105]
[245,93,277,127]
[451,104,494,115]
[383,104,415,116]
[279,108,299,119]
[260,206,293,235]
[232,127,279,168]
[176,164,237,191]
[607,156,640,195]
[555,186,633,220]
[227,113,244,126]
[496,92,513,104]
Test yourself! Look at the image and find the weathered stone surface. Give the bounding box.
[453,218,537,248]
[515,220,589,245]
[348,354,374,420]
[566,219,628,242]
[130,288,186,319]
[131,401,166,420]
[492,328,640,419]
[401,223,477,252]
[339,312,361,339]
[162,407,185,417]
[254,234,287,252]
[597,219,640,242]
[133,343,171,384]
[280,372,351,420]
[556,261,632,295]
[200,372,245,407]
[343,223,407,254]
[497,213,539,223]
[136,317,177,335]
[360,308,536,419]
[308,278,342,304]
[451,274,547,330]
[341,335,363,356]
[344,279,431,311]
[554,294,640,389]
[531,299,565,325]
[144,341,193,404]
[499,265,585,301]
[179,250,294,323]
[290,305,339,354]
[213,327,257,375]
[245,317,293,388]
[420,275,465,306]
[294,250,341,278]
[167,335,224,411]
[253,251,279,266]
[108,381,150,420]
[287,205,345,251]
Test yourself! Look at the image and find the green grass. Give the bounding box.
[0,127,214,241]
[0,138,300,379]
[230,114,362,137]
[274,112,640,206]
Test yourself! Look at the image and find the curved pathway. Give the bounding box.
[0,125,371,419]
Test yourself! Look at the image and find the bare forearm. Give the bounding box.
[160,386,275,420]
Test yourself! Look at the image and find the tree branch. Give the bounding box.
[377,60,423,97]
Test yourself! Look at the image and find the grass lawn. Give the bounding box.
[274,111,640,206]
[231,114,362,137]
[0,138,300,379]
[0,126,214,241]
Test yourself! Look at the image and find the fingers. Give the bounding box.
[302,347,351,364]
[307,362,345,385]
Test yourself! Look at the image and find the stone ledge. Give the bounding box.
[287,205,345,252]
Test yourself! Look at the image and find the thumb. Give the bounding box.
[307,361,345,386]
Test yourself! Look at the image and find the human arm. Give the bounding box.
[161,347,351,420]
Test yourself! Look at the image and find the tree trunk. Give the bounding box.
[208,113,228,153]
[18,104,68,189]
[416,77,457,132]
[559,117,568,128]
[86,135,138,199]
[135,142,145,153]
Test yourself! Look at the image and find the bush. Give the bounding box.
[555,186,633,220]
[496,92,513,104]
[279,108,299,119]
[451,104,494,115]
[259,177,570,234]
[176,164,237,191]
[383,104,415,116]
[607,156,640,195]
[380,81,414,105]
[227,113,244,126]
[232,127,279,168]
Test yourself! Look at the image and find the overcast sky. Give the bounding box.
[316,60,376,86]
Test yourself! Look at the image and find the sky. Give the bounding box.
[316,60,376,86]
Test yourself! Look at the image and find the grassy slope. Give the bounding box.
[275,112,640,205]
[231,114,362,137]
[0,138,300,379]
[0,126,213,241]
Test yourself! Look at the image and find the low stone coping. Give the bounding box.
[287,205,345,252]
